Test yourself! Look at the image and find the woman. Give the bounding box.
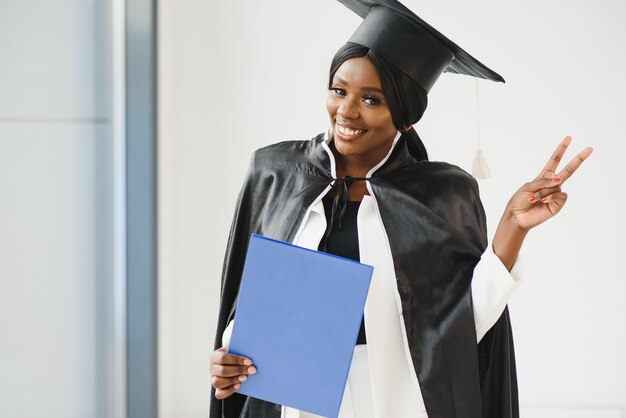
[209,2,592,418]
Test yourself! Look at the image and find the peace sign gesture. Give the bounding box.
[492,136,593,270]
[504,136,593,231]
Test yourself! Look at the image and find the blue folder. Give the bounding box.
[228,234,373,418]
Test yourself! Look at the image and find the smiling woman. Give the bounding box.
[327,56,398,195]
[325,42,429,200]
[207,1,592,418]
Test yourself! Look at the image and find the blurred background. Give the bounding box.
[1,0,624,417]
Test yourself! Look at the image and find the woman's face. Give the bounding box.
[326,57,398,164]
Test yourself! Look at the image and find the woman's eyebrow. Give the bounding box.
[361,86,384,94]
[333,76,384,94]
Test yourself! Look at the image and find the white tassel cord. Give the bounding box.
[472,79,491,180]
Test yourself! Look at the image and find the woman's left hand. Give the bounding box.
[492,136,593,270]
[504,136,593,231]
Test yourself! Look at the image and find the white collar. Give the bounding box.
[322,129,402,179]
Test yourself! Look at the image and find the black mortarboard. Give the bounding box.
[338,0,505,93]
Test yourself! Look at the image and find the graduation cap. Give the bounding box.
[338,0,502,179]
[338,0,505,94]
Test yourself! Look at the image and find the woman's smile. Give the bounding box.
[335,120,368,140]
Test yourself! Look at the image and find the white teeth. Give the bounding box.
[337,124,366,136]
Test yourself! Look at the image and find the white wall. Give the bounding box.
[0,1,119,417]
[158,0,626,417]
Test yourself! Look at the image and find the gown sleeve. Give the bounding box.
[471,246,524,342]
[461,176,520,418]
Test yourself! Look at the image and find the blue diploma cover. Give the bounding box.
[228,234,373,418]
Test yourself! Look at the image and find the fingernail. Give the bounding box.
[528,195,536,203]
[234,383,241,390]
[239,375,247,382]
[243,359,252,366]
[541,197,547,203]
[248,366,257,374]
[552,177,561,183]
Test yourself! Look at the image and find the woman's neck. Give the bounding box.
[329,139,397,201]
[330,141,395,179]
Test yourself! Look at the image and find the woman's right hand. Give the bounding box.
[210,347,256,399]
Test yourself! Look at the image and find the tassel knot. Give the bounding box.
[472,149,491,180]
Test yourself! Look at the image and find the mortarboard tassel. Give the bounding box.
[472,79,491,180]
[473,149,491,179]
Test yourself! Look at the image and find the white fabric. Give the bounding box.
[357,194,427,417]
[473,244,523,341]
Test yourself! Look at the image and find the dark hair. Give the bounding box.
[328,42,429,161]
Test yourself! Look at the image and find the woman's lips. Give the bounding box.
[336,123,368,140]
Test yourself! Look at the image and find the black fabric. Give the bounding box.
[320,196,367,345]
[319,176,367,251]
[478,307,519,417]
[320,196,361,261]
[210,133,518,418]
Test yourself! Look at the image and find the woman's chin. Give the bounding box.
[332,139,360,157]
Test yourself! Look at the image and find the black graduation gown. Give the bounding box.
[210,133,518,418]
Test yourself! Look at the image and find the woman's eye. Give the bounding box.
[363,95,382,105]
[330,87,346,96]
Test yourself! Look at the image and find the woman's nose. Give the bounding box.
[337,98,359,119]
